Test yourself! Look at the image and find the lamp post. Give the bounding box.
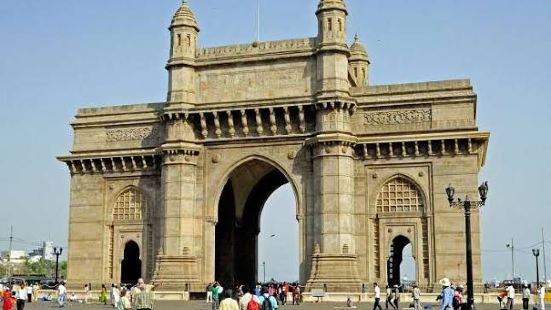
[445,181,488,310]
[506,239,515,280]
[262,262,266,284]
[533,249,540,287]
[53,247,63,284]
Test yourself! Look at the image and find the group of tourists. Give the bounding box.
[96,278,153,310]
[372,283,417,310]
[0,281,67,310]
[206,281,302,310]
[497,283,547,310]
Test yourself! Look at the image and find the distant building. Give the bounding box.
[28,241,55,261]
[0,250,27,265]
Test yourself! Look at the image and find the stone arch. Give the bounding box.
[108,185,151,223]
[213,154,302,288]
[213,154,301,222]
[374,174,427,214]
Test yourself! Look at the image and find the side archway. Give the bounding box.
[121,240,142,285]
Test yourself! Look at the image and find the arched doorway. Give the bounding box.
[215,159,298,288]
[121,241,142,285]
[387,235,413,287]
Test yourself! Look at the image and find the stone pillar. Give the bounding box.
[153,117,201,290]
[306,103,362,292]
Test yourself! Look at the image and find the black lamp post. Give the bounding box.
[445,181,488,310]
[533,249,540,287]
[53,247,63,284]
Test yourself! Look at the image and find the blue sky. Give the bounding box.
[1,0,550,283]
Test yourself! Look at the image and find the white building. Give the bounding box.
[0,250,27,264]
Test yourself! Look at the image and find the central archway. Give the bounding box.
[215,158,298,288]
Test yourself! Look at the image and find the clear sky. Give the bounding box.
[1,0,550,283]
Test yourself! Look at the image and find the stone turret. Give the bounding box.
[167,0,199,104]
[316,0,348,47]
[349,34,370,86]
[315,0,350,99]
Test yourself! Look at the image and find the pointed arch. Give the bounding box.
[376,175,425,213]
[112,186,148,222]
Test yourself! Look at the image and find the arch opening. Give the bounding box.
[121,240,142,285]
[387,235,414,288]
[215,159,298,288]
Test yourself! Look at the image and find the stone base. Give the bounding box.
[152,255,200,291]
[306,253,362,292]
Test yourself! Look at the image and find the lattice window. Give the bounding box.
[376,177,424,213]
[113,188,146,221]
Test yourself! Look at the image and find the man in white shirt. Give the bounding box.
[412,284,421,310]
[57,281,67,307]
[506,284,515,310]
[538,285,546,310]
[17,283,27,310]
[373,283,383,310]
[238,285,260,310]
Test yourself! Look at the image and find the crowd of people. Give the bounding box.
[0,278,153,310]
[372,278,547,310]
[206,281,303,310]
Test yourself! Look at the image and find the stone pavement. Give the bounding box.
[21,300,549,310]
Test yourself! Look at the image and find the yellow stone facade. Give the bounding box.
[59,0,489,294]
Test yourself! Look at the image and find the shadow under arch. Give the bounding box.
[214,155,300,288]
[121,240,142,285]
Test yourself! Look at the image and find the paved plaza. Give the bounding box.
[20,300,549,310]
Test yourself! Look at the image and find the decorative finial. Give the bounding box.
[354,33,359,41]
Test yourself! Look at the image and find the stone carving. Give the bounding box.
[196,38,316,60]
[364,108,431,126]
[106,127,158,143]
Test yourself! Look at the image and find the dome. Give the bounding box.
[317,0,347,14]
[171,0,199,31]
[350,34,368,57]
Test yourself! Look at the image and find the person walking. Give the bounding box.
[373,283,383,310]
[57,281,67,308]
[521,285,530,310]
[506,283,515,310]
[238,285,260,310]
[207,282,214,304]
[412,284,421,310]
[132,278,153,310]
[25,284,32,303]
[3,288,14,310]
[386,285,396,309]
[211,282,223,310]
[16,283,26,310]
[258,287,277,310]
[538,285,546,310]
[439,278,454,310]
[392,285,400,309]
[100,284,108,305]
[117,289,132,310]
[219,290,239,310]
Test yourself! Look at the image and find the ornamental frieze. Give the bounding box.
[106,127,159,143]
[363,108,431,126]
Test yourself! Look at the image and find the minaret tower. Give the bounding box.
[308,0,362,293]
[166,0,199,104]
[349,34,370,87]
[315,0,350,99]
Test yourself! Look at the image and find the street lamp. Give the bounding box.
[262,261,266,283]
[53,247,63,284]
[445,181,488,310]
[533,249,540,287]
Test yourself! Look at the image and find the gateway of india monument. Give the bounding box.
[59,0,489,297]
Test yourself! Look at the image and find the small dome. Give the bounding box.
[317,0,347,14]
[350,34,368,57]
[171,0,199,31]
